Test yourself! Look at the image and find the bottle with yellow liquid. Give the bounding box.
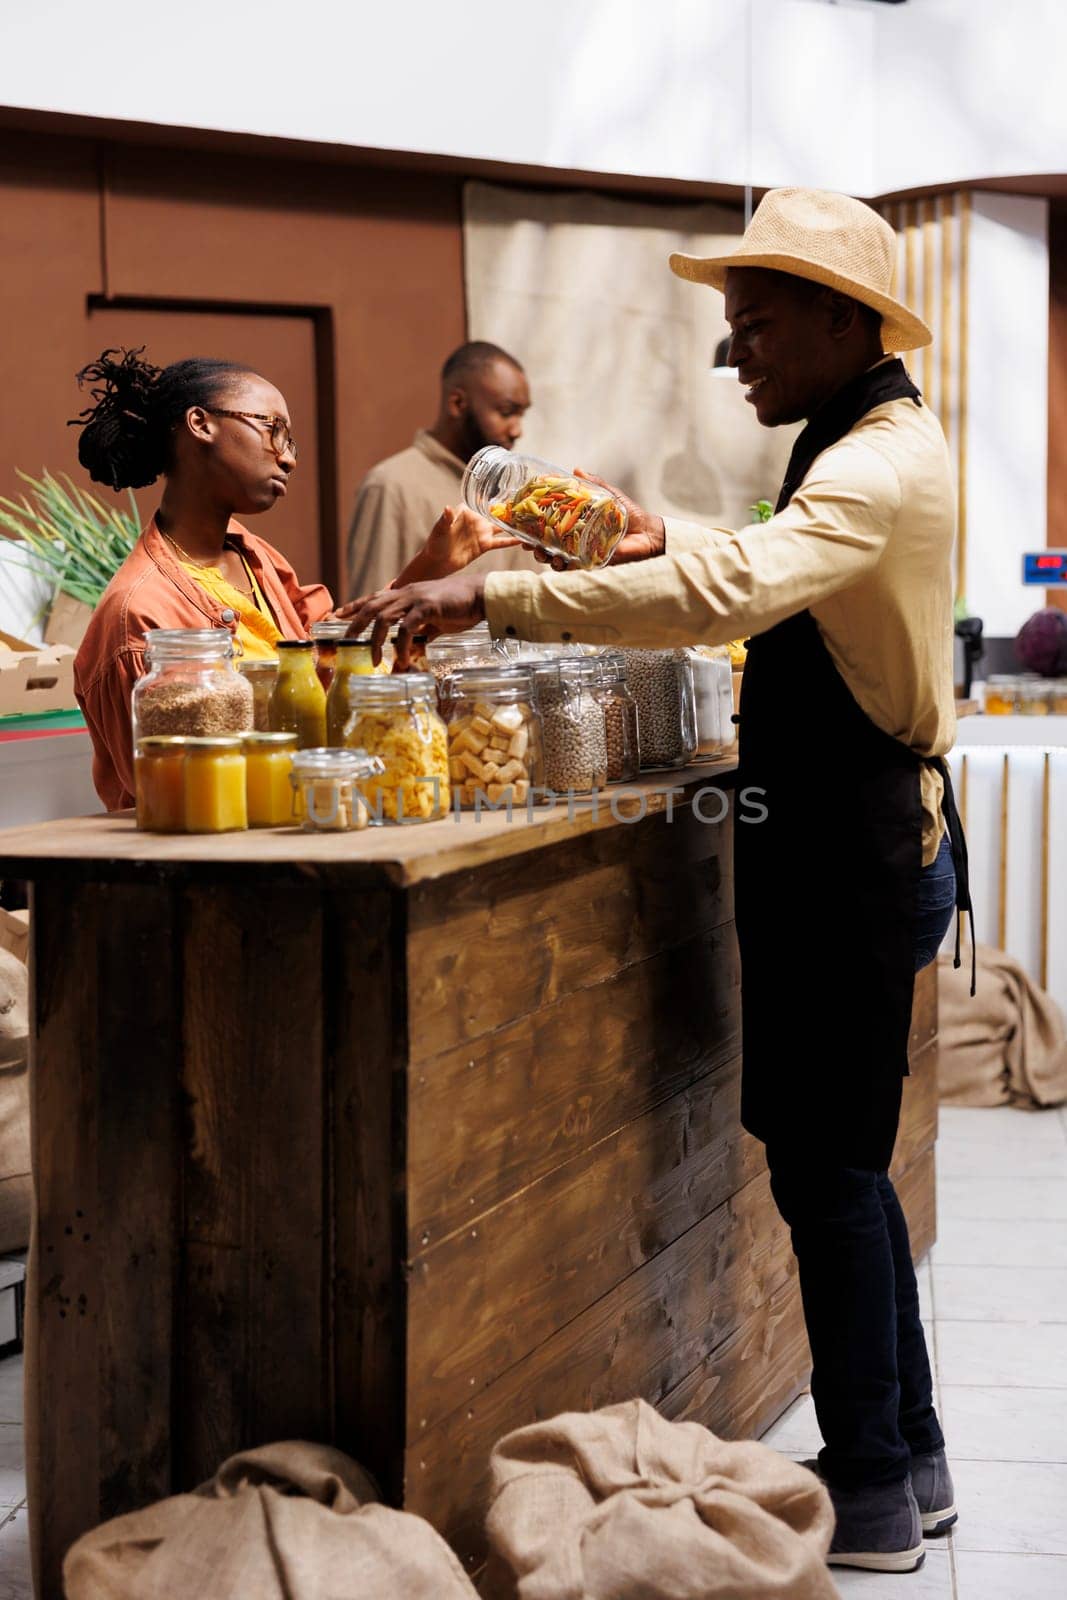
[326,638,376,745]
[269,640,327,748]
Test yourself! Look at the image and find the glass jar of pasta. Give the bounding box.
[269,639,327,748]
[340,674,450,823]
[463,446,628,569]
[133,628,253,742]
[441,666,544,809]
[594,652,639,783]
[529,658,608,793]
[290,747,385,832]
[326,638,377,744]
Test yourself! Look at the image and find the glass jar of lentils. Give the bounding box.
[618,647,697,769]
[530,657,607,794]
[594,651,639,783]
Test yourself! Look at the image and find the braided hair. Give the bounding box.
[69,347,254,490]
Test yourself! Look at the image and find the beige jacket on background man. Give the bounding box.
[346,430,533,598]
[485,397,957,865]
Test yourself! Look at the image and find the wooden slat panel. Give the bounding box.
[897,1145,937,1260]
[29,880,181,1598]
[892,1039,939,1181]
[909,962,938,1056]
[330,886,409,1502]
[408,924,741,1250]
[405,1168,794,1569]
[178,883,327,1486]
[406,806,733,1058]
[407,1057,761,1439]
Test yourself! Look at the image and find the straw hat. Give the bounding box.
[669,187,932,353]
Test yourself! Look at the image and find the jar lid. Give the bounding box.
[240,731,299,750]
[442,665,535,694]
[343,671,437,700]
[530,656,600,686]
[291,746,385,778]
[309,620,354,640]
[986,674,1019,684]
[181,736,244,752]
[237,657,279,672]
[335,636,375,650]
[142,626,235,659]
[276,638,315,650]
[136,735,195,752]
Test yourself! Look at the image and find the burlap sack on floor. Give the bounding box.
[485,1399,836,1600]
[938,945,1067,1107]
[0,945,30,1255]
[63,1440,478,1600]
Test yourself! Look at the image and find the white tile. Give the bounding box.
[932,1216,1067,1269]
[0,1503,30,1600]
[0,1428,24,1508]
[938,1105,1067,1147]
[955,1550,1067,1599]
[760,1392,821,1456]
[932,1265,1067,1324]
[935,1319,1067,1389]
[917,1257,934,1322]
[937,1137,1067,1181]
[828,1547,952,1598]
[937,1178,1067,1221]
[940,1385,1067,1463]
[0,1359,21,1427]
[950,1460,1067,1554]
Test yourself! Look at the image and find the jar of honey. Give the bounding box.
[983,675,1019,715]
[241,731,298,826]
[269,640,327,747]
[326,638,376,745]
[182,737,248,832]
[135,736,189,831]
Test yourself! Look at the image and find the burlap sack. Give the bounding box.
[0,945,30,1254]
[63,1440,478,1600]
[938,945,1067,1107]
[485,1399,837,1600]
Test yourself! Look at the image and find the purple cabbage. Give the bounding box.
[1015,608,1067,677]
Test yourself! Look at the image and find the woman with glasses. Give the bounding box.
[69,346,332,809]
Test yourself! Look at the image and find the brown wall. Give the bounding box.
[0,128,466,599]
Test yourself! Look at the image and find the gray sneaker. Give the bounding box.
[802,1461,926,1573]
[910,1449,958,1536]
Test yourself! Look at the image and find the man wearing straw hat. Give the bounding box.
[341,189,971,1574]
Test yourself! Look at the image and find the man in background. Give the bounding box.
[346,340,532,597]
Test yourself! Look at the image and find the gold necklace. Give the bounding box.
[162,530,254,596]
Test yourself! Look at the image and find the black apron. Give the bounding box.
[735,359,973,1171]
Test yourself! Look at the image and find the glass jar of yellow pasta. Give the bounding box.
[440,666,544,809]
[341,674,450,823]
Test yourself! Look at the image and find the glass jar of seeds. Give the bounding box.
[618,648,697,769]
[594,652,639,783]
[132,628,253,743]
[530,657,607,794]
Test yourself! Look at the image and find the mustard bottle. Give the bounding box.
[269,640,327,748]
[326,638,376,745]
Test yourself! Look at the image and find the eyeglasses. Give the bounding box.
[209,410,298,461]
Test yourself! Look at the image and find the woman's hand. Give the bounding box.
[530,470,666,573]
[338,575,489,667]
[392,504,521,586]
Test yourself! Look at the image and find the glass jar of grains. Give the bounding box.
[442,666,544,809]
[238,657,279,731]
[618,648,697,769]
[341,674,450,823]
[241,731,298,827]
[530,658,608,794]
[326,637,377,745]
[269,639,327,748]
[594,652,639,783]
[425,625,509,698]
[290,747,385,832]
[132,628,253,743]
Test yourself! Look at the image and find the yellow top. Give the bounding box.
[179,556,283,661]
[484,397,956,865]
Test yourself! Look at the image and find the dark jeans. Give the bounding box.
[764,837,955,1489]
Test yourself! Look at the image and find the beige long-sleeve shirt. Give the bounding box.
[346,429,534,599]
[485,397,957,864]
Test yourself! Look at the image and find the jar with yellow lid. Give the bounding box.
[983,675,1019,715]
[238,657,279,731]
[135,736,189,832]
[341,674,450,823]
[182,737,248,832]
[326,638,377,745]
[269,639,327,747]
[1018,680,1052,716]
[290,747,385,832]
[241,731,298,826]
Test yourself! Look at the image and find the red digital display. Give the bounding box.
[1036,555,1066,570]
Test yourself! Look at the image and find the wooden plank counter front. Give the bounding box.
[0,762,939,1594]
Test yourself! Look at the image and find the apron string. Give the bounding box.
[936,757,976,997]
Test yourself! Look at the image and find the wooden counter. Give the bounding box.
[0,763,939,1594]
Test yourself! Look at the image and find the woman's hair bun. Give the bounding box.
[69,347,166,491]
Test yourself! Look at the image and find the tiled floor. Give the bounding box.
[762,1103,1067,1598]
[0,1105,1064,1598]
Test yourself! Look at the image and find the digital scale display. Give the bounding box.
[1023,550,1067,585]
